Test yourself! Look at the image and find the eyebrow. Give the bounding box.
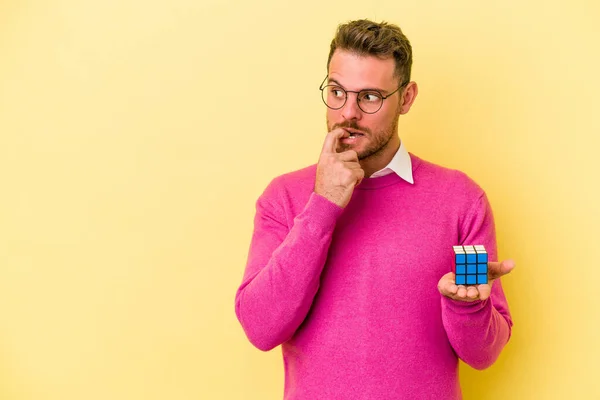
[328,78,390,94]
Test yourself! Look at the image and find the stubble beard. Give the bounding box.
[327,117,399,161]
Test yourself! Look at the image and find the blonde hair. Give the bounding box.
[327,19,413,85]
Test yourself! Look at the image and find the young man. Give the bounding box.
[235,19,514,399]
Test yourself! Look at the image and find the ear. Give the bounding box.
[399,82,418,115]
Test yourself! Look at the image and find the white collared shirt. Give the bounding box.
[369,141,414,184]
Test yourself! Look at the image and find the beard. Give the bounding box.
[327,117,399,160]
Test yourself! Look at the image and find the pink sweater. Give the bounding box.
[235,154,512,399]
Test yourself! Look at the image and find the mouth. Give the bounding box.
[340,130,366,146]
[344,129,366,139]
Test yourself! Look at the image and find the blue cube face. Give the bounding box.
[454,245,488,287]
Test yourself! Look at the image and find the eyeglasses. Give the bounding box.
[319,75,408,114]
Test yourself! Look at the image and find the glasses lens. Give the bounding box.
[322,85,346,109]
[357,91,383,113]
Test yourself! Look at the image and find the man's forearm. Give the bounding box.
[235,192,343,351]
[440,282,513,369]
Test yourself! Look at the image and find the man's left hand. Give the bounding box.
[437,260,516,302]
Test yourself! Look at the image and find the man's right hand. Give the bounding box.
[314,128,365,208]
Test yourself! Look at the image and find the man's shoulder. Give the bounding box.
[411,153,485,196]
[260,164,317,200]
[271,164,317,186]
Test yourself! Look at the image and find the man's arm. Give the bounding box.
[438,193,514,369]
[235,186,343,351]
[235,129,363,351]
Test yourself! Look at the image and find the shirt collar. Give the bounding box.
[369,141,414,184]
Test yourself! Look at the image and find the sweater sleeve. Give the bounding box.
[440,192,513,370]
[235,180,344,351]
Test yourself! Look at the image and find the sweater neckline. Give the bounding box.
[356,172,403,189]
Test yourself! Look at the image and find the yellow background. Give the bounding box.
[1,0,599,399]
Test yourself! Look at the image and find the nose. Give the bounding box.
[341,93,363,121]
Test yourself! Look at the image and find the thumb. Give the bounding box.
[488,259,516,281]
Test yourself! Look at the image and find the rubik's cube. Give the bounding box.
[453,245,488,285]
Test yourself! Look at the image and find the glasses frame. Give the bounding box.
[319,75,409,114]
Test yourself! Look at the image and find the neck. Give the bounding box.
[360,135,401,177]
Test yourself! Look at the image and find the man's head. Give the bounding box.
[323,19,417,164]
[327,19,413,89]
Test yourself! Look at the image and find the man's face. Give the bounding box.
[326,50,402,159]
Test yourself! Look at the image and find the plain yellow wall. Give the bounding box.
[1,0,599,399]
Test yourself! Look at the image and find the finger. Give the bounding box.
[488,259,516,281]
[448,284,458,295]
[352,168,365,187]
[466,286,479,299]
[343,161,363,169]
[338,150,359,162]
[321,128,347,154]
[477,284,492,300]
[456,285,468,299]
[437,272,457,296]
[443,281,458,296]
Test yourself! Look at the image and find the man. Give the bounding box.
[235,19,514,399]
